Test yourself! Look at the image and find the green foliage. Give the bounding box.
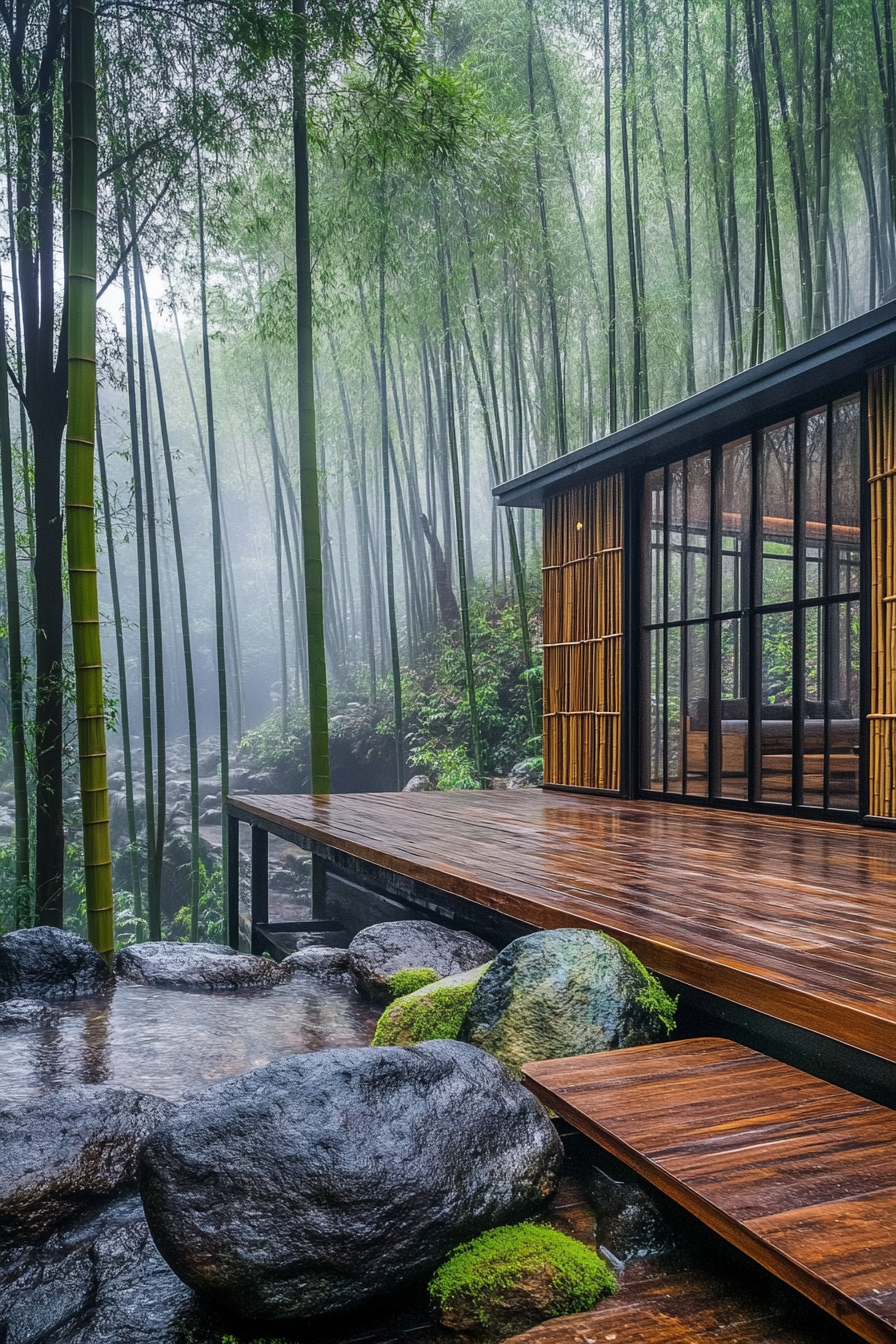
[618,944,678,1036]
[429,1223,616,1338]
[172,863,226,945]
[386,966,440,999]
[373,964,489,1044]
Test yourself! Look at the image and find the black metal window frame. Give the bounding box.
[634,387,866,820]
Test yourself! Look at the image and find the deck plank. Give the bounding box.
[227,791,896,1062]
[522,1039,896,1344]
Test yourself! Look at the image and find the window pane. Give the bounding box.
[760,610,794,802]
[687,452,711,620]
[668,461,684,623]
[832,395,861,596]
[802,408,826,601]
[720,436,750,614]
[666,626,683,794]
[719,616,748,799]
[642,468,664,625]
[802,606,825,808]
[643,629,664,790]
[828,599,860,810]
[686,622,709,796]
[762,420,795,606]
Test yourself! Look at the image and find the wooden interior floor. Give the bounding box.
[229,790,896,1064]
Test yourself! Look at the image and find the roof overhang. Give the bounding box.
[494,301,896,509]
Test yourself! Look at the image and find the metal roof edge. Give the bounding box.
[494,302,896,509]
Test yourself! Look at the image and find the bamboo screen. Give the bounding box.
[869,364,896,816]
[543,474,624,790]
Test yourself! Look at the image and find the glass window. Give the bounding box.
[640,393,862,815]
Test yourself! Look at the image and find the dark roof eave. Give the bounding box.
[493,302,896,509]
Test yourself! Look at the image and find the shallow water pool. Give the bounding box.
[0,974,381,1104]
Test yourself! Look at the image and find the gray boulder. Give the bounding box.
[282,945,356,987]
[349,920,495,1002]
[461,928,676,1078]
[508,758,544,789]
[0,1195,192,1344]
[0,1085,177,1246]
[0,998,60,1028]
[0,927,113,1002]
[402,774,433,792]
[115,941,287,991]
[139,1039,562,1322]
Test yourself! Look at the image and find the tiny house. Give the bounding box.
[494,302,896,824]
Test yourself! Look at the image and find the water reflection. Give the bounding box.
[1,976,380,1105]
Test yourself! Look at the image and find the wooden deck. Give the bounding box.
[228,790,896,1064]
[523,1039,896,1344]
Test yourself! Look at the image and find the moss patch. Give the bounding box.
[373,964,491,1046]
[385,967,440,1001]
[617,942,678,1035]
[429,1223,616,1340]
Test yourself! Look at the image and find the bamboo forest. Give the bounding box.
[0,0,891,950]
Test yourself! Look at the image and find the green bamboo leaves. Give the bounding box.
[66,0,113,960]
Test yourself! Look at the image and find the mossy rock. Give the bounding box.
[429,1223,616,1341]
[386,966,440,1001]
[373,964,492,1046]
[461,928,677,1079]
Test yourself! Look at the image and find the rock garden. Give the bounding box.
[0,916,689,1344]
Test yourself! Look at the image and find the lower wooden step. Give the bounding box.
[522,1038,896,1344]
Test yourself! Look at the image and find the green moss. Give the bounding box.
[618,942,678,1035]
[373,964,491,1046]
[386,966,440,1000]
[429,1223,616,1338]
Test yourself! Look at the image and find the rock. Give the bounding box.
[508,759,544,790]
[587,1162,675,1262]
[461,929,677,1078]
[429,1223,616,1341]
[115,942,287,991]
[281,945,356,987]
[403,774,433,792]
[0,1195,192,1344]
[0,927,114,1002]
[198,750,220,775]
[139,1039,563,1321]
[373,964,492,1046]
[349,920,496,1003]
[0,1085,177,1246]
[199,809,222,827]
[0,997,60,1028]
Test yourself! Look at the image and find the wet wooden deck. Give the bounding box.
[227,790,896,1065]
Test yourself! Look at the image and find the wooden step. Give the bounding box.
[504,1269,856,1344]
[522,1039,896,1344]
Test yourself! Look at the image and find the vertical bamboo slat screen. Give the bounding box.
[543,474,624,790]
[869,364,896,817]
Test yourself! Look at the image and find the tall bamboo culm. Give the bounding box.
[868,364,896,816]
[543,475,624,791]
[66,0,113,958]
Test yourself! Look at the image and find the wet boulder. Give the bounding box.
[349,920,495,1002]
[139,1039,563,1322]
[115,941,287,991]
[0,927,113,1002]
[461,928,677,1078]
[281,945,356,987]
[372,964,491,1046]
[0,1195,193,1344]
[0,1085,177,1247]
[0,998,60,1029]
[507,759,544,789]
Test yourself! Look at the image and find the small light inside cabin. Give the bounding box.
[576,521,583,530]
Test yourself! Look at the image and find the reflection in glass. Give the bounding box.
[718,616,748,800]
[643,468,664,626]
[668,460,684,623]
[687,452,711,620]
[760,611,793,802]
[762,420,795,606]
[832,396,861,597]
[644,629,664,791]
[720,436,750,614]
[667,626,682,794]
[802,409,826,601]
[686,622,709,796]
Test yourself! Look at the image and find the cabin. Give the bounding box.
[227,304,896,1344]
[494,299,896,824]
